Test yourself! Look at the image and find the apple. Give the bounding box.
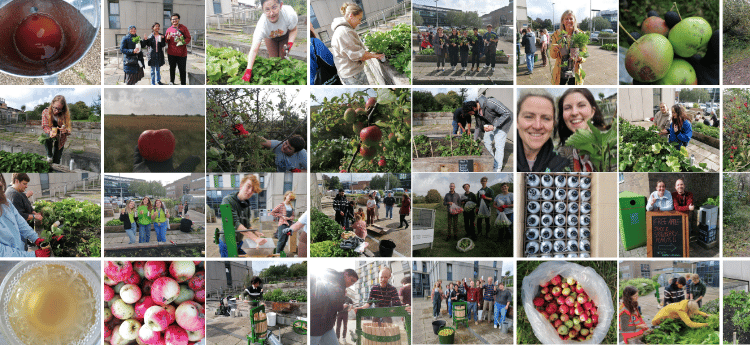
[105,323,113,342]
[378,158,386,167]
[360,126,383,147]
[344,108,356,124]
[138,129,176,162]
[106,261,134,283]
[565,296,576,307]
[114,282,126,294]
[142,279,154,296]
[543,293,554,302]
[135,296,157,320]
[565,320,574,329]
[573,323,581,332]
[188,271,205,291]
[125,271,142,285]
[580,328,590,336]
[548,313,559,322]
[165,325,189,345]
[575,283,585,294]
[550,275,562,286]
[109,295,123,308]
[144,305,172,332]
[112,299,135,320]
[584,302,593,311]
[169,261,196,283]
[175,301,205,332]
[120,319,142,340]
[577,294,587,305]
[353,121,364,134]
[152,277,180,306]
[174,284,196,304]
[566,277,576,286]
[545,302,557,315]
[562,287,571,296]
[355,108,367,116]
[574,305,584,315]
[580,313,589,322]
[553,319,563,328]
[540,287,549,295]
[360,146,376,159]
[121,284,142,304]
[133,261,146,278]
[533,296,545,307]
[559,309,569,320]
[561,282,569,290]
[111,325,126,345]
[541,311,549,320]
[193,290,205,303]
[551,286,562,296]
[105,307,113,322]
[366,97,377,109]
[139,323,163,344]
[568,328,578,338]
[187,328,205,342]
[105,275,119,286]
[556,296,566,306]
[145,261,167,280]
[105,285,115,302]
[557,325,569,335]
[540,281,550,288]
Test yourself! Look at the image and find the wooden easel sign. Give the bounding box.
[646,210,689,257]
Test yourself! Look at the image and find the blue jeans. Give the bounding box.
[447,299,453,317]
[138,223,151,243]
[494,302,507,326]
[525,53,534,73]
[219,239,247,257]
[483,129,507,170]
[385,205,393,218]
[125,225,137,244]
[452,120,465,135]
[468,301,477,321]
[150,65,162,84]
[154,221,168,242]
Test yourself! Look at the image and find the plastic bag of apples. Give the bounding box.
[522,261,613,344]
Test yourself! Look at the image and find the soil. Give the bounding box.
[724,305,750,344]
[105,243,204,257]
[414,137,483,158]
[55,228,100,257]
[725,58,750,85]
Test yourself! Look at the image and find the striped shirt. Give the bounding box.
[368,284,402,307]
[664,284,685,305]
[482,284,495,301]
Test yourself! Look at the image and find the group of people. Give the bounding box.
[645,178,695,213]
[443,179,513,242]
[451,94,513,171]
[217,175,308,257]
[333,189,411,233]
[120,14,191,85]
[312,267,410,345]
[653,103,694,149]
[516,88,611,172]
[118,196,175,244]
[620,274,710,344]
[0,174,54,257]
[309,2,385,85]
[430,25,499,72]
[431,276,512,330]
[519,10,587,85]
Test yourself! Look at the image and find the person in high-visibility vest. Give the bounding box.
[619,286,648,344]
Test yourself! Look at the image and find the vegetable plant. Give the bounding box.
[724,89,750,171]
[565,121,617,172]
[418,48,434,55]
[0,151,50,172]
[692,122,719,138]
[642,315,719,344]
[362,23,411,76]
[33,198,101,257]
[105,219,124,226]
[619,118,708,172]
[206,45,306,85]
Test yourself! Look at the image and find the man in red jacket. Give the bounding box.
[165,13,192,85]
[463,278,481,325]
[671,179,694,213]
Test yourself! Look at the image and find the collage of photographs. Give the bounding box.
[0,0,744,344]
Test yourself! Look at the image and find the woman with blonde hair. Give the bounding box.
[41,95,72,164]
[651,299,710,328]
[151,199,170,243]
[330,2,385,85]
[549,10,587,85]
[119,199,139,244]
[270,190,296,254]
[240,0,299,82]
[432,280,443,319]
[136,196,153,243]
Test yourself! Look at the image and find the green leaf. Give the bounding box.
[377,89,397,104]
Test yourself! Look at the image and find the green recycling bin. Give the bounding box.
[619,191,647,250]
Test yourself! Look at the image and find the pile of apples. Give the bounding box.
[104,261,206,345]
[532,275,599,342]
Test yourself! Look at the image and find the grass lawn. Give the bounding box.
[412,203,513,258]
[516,260,618,344]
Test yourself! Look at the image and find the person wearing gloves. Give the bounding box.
[151,199,170,243]
[469,27,484,72]
[121,25,145,85]
[329,3,385,85]
[443,183,462,241]
[0,191,51,257]
[241,0,299,83]
[141,22,167,85]
[41,95,72,164]
[668,104,693,149]
[165,13,191,85]
[474,95,513,172]
[646,180,674,211]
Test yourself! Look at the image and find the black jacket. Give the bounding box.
[142,32,166,67]
[474,96,513,140]
[179,218,193,233]
[517,133,570,172]
[119,211,138,230]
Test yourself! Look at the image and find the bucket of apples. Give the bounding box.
[522,261,613,344]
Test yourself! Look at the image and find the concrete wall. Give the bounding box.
[206,261,253,291]
[104,0,205,48]
[311,0,397,39]
[206,173,307,213]
[620,88,675,122]
[725,261,750,282]
[5,124,100,141]
[2,173,100,201]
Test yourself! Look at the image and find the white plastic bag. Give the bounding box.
[495,211,510,227]
[521,261,613,345]
[449,203,464,215]
[477,199,490,218]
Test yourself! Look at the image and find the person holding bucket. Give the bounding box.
[241,0,299,83]
[41,95,72,164]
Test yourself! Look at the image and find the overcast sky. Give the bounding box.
[105,173,193,186]
[0,87,99,110]
[414,0,511,16]
[526,0,617,25]
[103,88,205,115]
[413,88,479,100]
[310,88,379,106]
[412,173,513,196]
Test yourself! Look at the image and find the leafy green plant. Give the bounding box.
[570,32,590,49]
[33,198,100,257]
[0,152,50,172]
[362,23,411,76]
[600,43,617,51]
[310,240,359,257]
[642,314,719,344]
[619,118,708,172]
[418,48,434,55]
[105,219,124,226]
[565,121,617,171]
[693,122,719,139]
[206,45,306,85]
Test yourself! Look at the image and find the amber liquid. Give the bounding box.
[13,13,64,62]
[6,264,96,345]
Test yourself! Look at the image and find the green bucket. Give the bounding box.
[437,326,455,344]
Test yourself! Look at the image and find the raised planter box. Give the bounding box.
[692,132,720,149]
[414,54,510,64]
[104,223,184,233]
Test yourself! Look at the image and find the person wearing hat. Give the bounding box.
[483,24,499,71]
[121,25,145,84]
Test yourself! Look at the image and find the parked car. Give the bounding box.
[590,32,599,42]
[601,29,615,35]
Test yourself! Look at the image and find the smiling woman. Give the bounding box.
[516,89,569,172]
[555,88,610,171]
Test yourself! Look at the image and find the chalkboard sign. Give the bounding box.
[458,159,474,172]
[646,211,689,257]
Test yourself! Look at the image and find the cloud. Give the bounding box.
[412,173,514,196]
[525,0,617,23]
[0,86,99,109]
[103,88,205,115]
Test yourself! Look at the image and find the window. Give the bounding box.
[310,6,320,29]
[259,175,265,189]
[474,261,479,278]
[619,172,624,184]
[493,261,497,268]
[422,262,427,273]
[231,174,239,188]
[641,264,650,279]
[446,264,452,281]
[163,0,173,29]
[40,173,49,196]
[214,175,223,188]
[283,172,293,193]
[206,177,210,189]
[413,262,417,271]
[108,0,120,29]
[213,0,222,14]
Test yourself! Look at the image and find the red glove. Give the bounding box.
[53,235,64,242]
[34,238,46,247]
[241,69,252,82]
[35,247,51,257]
[287,42,294,51]
[500,205,506,210]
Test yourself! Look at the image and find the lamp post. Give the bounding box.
[552,2,555,31]
[590,9,600,32]
[434,0,439,29]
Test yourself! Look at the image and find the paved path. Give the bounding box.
[205,219,294,258]
[103,52,205,85]
[206,299,307,345]
[516,44,618,85]
[104,210,205,247]
[413,40,514,85]
[619,239,719,258]
[413,297,513,344]
[631,287,719,326]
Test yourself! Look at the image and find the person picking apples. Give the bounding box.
[219,175,268,257]
[241,0,299,83]
[260,135,307,172]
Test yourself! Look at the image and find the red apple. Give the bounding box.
[378,158,386,167]
[541,287,549,295]
[562,287,571,296]
[565,296,576,307]
[366,97,377,109]
[549,313,559,322]
[551,275,562,286]
[360,126,383,147]
[544,293,554,302]
[545,302,558,315]
[559,309,569,320]
[561,282,569,290]
[553,319,563,328]
[556,296,566,306]
[551,286,562,296]
[360,146,376,159]
[138,129,176,162]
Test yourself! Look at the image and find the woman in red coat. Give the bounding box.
[397,193,410,229]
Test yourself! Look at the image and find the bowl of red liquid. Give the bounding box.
[0,0,99,84]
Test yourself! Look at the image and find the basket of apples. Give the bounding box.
[522,261,613,344]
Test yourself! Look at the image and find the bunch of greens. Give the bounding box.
[310,208,345,244]
[0,151,50,172]
[206,45,306,85]
[105,219,124,226]
[619,118,708,172]
[310,240,359,257]
[692,122,719,138]
[435,134,483,157]
[33,198,101,257]
[132,36,141,44]
[643,314,719,344]
[362,23,411,76]
[418,48,435,55]
[565,121,617,171]
[570,32,590,49]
